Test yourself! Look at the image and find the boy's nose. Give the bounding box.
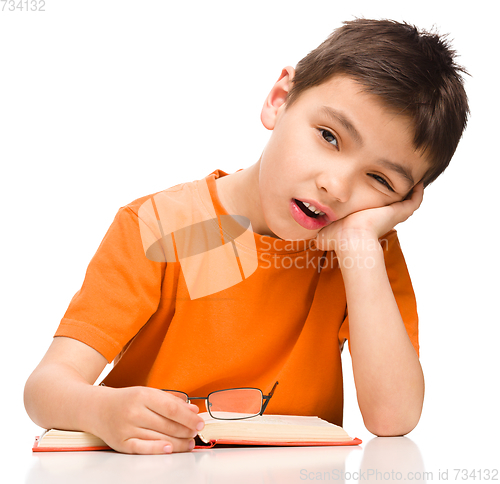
[316,170,353,204]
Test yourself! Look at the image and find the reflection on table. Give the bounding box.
[26,436,426,484]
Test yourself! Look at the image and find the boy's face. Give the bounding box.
[257,71,430,240]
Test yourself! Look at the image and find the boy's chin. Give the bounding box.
[267,225,320,243]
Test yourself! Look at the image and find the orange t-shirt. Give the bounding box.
[55,169,419,426]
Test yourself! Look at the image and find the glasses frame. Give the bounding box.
[161,381,279,420]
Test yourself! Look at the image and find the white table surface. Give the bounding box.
[8,423,497,484]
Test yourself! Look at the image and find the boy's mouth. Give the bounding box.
[293,199,324,218]
[290,199,330,230]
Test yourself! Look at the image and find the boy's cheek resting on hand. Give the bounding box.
[315,182,424,252]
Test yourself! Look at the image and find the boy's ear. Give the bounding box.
[261,66,295,130]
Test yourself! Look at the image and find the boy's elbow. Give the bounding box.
[24,365,57,428]
[24,372,35,411]
[24,370,44,425]
[366,421,417,437]
[364,410,422,437]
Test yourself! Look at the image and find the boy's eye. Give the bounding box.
[320,129,338,148]
[369,174,395,192]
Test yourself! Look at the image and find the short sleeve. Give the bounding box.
[338,230,419,357]
[54,205,165,363]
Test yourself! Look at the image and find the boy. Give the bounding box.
[24,19,469,454]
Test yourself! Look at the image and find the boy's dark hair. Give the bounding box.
[287,18,469,187]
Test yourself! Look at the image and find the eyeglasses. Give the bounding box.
[161,381,279,420]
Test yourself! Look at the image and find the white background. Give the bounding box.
[1,0,498,479]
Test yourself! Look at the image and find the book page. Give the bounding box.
[200,413,340,428]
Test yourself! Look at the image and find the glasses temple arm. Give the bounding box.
[261,381,279,414]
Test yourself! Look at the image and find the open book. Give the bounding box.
[32,429,110,452]
[197,413,361,447]
[32,413,361,451]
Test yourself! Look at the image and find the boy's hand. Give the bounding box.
[315,182,424,250]
[24,337,205,455]
[93,385,205,454]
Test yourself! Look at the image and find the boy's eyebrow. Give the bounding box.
[377,159,415,188]
[320,106,363,145]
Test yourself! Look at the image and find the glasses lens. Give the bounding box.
[164,390,188,402]
[208,388,262,419]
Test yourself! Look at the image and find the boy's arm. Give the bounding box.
[24,337,204,454]
[316,183,425,436]
[336,240,424,436]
